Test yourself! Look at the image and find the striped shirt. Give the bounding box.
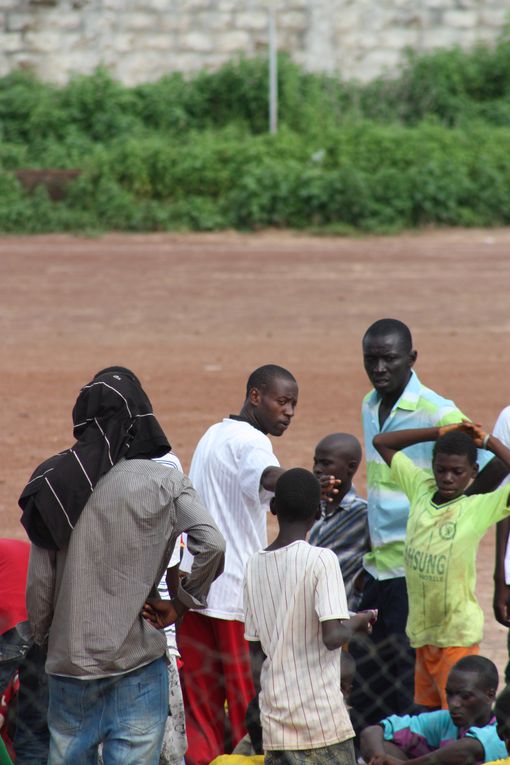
[26,457,225,678]
[362,370,472,580]
[309,487,369,609]
[243,541,353,751]
[182,418,279,620]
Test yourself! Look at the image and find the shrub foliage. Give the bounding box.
[1,32,510,233]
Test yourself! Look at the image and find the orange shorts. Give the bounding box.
[415,644,480,709]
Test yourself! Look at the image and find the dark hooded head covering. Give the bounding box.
[19,367,170,550]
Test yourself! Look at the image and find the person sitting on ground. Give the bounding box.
[372,420,510,710]
[310,433,370,610]
[244,468,376,765]
[486,686,510,764]
[360,655,507,764]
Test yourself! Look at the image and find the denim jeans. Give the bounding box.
[14,643,50,765]
[48,656,168,765]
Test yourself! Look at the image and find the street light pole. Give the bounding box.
[268,6,278,134]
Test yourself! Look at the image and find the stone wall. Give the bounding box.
[0,0,508,84]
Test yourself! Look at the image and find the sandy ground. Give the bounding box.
[1,228,510,676]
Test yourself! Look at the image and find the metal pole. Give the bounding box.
[268,7,278,134]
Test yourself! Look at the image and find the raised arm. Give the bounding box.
[373,427,442,466]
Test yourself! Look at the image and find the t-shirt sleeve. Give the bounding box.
[465,722,508,762]
[381,710,451,753]
[238,438,280,506]
[468,484,510,534]
[243,563,259,641]
[314,549,349,621]
[390,452,434,507]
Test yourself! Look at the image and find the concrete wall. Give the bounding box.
[0,0,508,84]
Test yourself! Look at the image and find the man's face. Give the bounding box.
[251,377,298,437]
[432,453,478,502]
[446,669,494,729]
[362,332,416,397]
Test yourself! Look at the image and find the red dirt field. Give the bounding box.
[1,228,510,673]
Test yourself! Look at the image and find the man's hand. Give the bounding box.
[318,474,341,503]
[494,579,510,627]
[369,755,409,765]
[142,598,180,629]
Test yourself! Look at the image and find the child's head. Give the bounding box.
[446,655,498,729]
[273,468,321,526]
[432,430,478,502]
[340,651,356,702]
[313,433,362,498]
[494,686,510,753]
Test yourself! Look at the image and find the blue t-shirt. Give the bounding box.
[381,709,506,762]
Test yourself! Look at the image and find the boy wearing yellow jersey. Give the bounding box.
[373,421,510,711]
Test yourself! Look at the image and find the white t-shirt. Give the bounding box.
[243,541,353,751]
[493,406,510,583]
[182,418,279,620]
[153,451,183,656]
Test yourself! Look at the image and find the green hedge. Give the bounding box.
[1,33,510,233]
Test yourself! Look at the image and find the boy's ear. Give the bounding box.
[471,462,479,480]
[269,496,277,516]
[248,386,261,407]
[347,459,359,477]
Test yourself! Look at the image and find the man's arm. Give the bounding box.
[144,476,225,628]
[494,515,510,627]
[368,737,484,765]
[248,640,266,696]
[261,466,341,502]
[360,725,408,762]
[25,544,57,645]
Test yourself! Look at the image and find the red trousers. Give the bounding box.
[177,611,255,765]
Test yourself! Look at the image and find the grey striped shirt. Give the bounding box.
[26,458,225,677]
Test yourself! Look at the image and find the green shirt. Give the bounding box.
[391,452,510,648]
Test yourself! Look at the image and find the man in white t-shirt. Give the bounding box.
[178,364,299,765]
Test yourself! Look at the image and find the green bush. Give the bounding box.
[2,34,510,233]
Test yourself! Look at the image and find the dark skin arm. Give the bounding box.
[360,725,408,762]
[494,515,510,627]
[367,737,484,765]
[467,456,509,495]
[249,641,266,696]
[373,426,441,466]
[321,610,376,650]
[261,466,340,502]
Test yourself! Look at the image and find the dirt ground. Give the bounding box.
[2,228,510,675]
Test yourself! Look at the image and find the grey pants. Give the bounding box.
[265,739,356,765]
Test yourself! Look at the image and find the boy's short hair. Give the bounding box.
[433,430,477,465]
[452,655,499,691]
[245,364,296,397]
[275,468,320,522]
[495,686,510,736]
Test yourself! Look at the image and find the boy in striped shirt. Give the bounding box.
[243,468,375,765]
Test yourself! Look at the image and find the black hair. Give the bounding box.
[274,468,320,522]
[363,318,413,352]
[452,655,499,691]
[495,686,510,736]
[245,364,296,398]
[433,430,477,466]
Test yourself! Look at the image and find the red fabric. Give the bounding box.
[0,539,30,635]
[178,611,255,765]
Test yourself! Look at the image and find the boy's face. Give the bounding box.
[313,442,353,486]
[432,452,478,501]
[362,332,416,397]
[446,669,494,729]
[250,377,298,437]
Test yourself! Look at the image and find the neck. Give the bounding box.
[266,523,309,551]
[325,483,351,513]
[379,371,412,409]
[237,403,266,434]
